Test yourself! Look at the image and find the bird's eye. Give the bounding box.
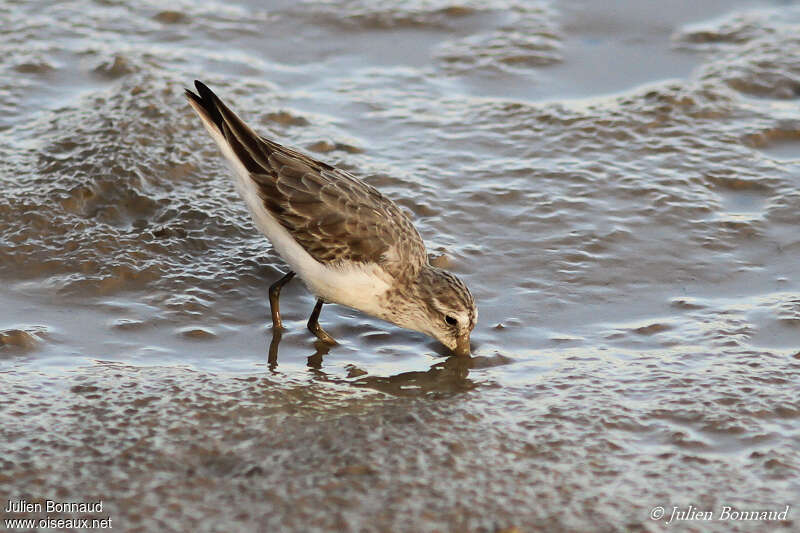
[445,315,458,326]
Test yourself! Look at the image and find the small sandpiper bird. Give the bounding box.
[185,81,476,356]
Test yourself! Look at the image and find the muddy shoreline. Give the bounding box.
[2,0,800,531]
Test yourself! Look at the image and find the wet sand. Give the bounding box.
[1,0,799,531]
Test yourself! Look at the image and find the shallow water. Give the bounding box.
[1,0,799,531]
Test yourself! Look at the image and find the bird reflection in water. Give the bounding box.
[266,328,487,396]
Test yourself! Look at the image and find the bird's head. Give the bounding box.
[387,265,477,356]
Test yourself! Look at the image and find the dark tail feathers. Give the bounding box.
[184,80,224,130]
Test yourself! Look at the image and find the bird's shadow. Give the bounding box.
[266,327,485,397]
[268,328,331,373]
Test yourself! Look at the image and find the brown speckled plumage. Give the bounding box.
[188,81,426,279]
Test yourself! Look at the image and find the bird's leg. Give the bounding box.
[307,298,337,344]
[268,270,295,329]
[267,328,282,371]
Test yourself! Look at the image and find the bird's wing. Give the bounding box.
[185,80,427,277]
